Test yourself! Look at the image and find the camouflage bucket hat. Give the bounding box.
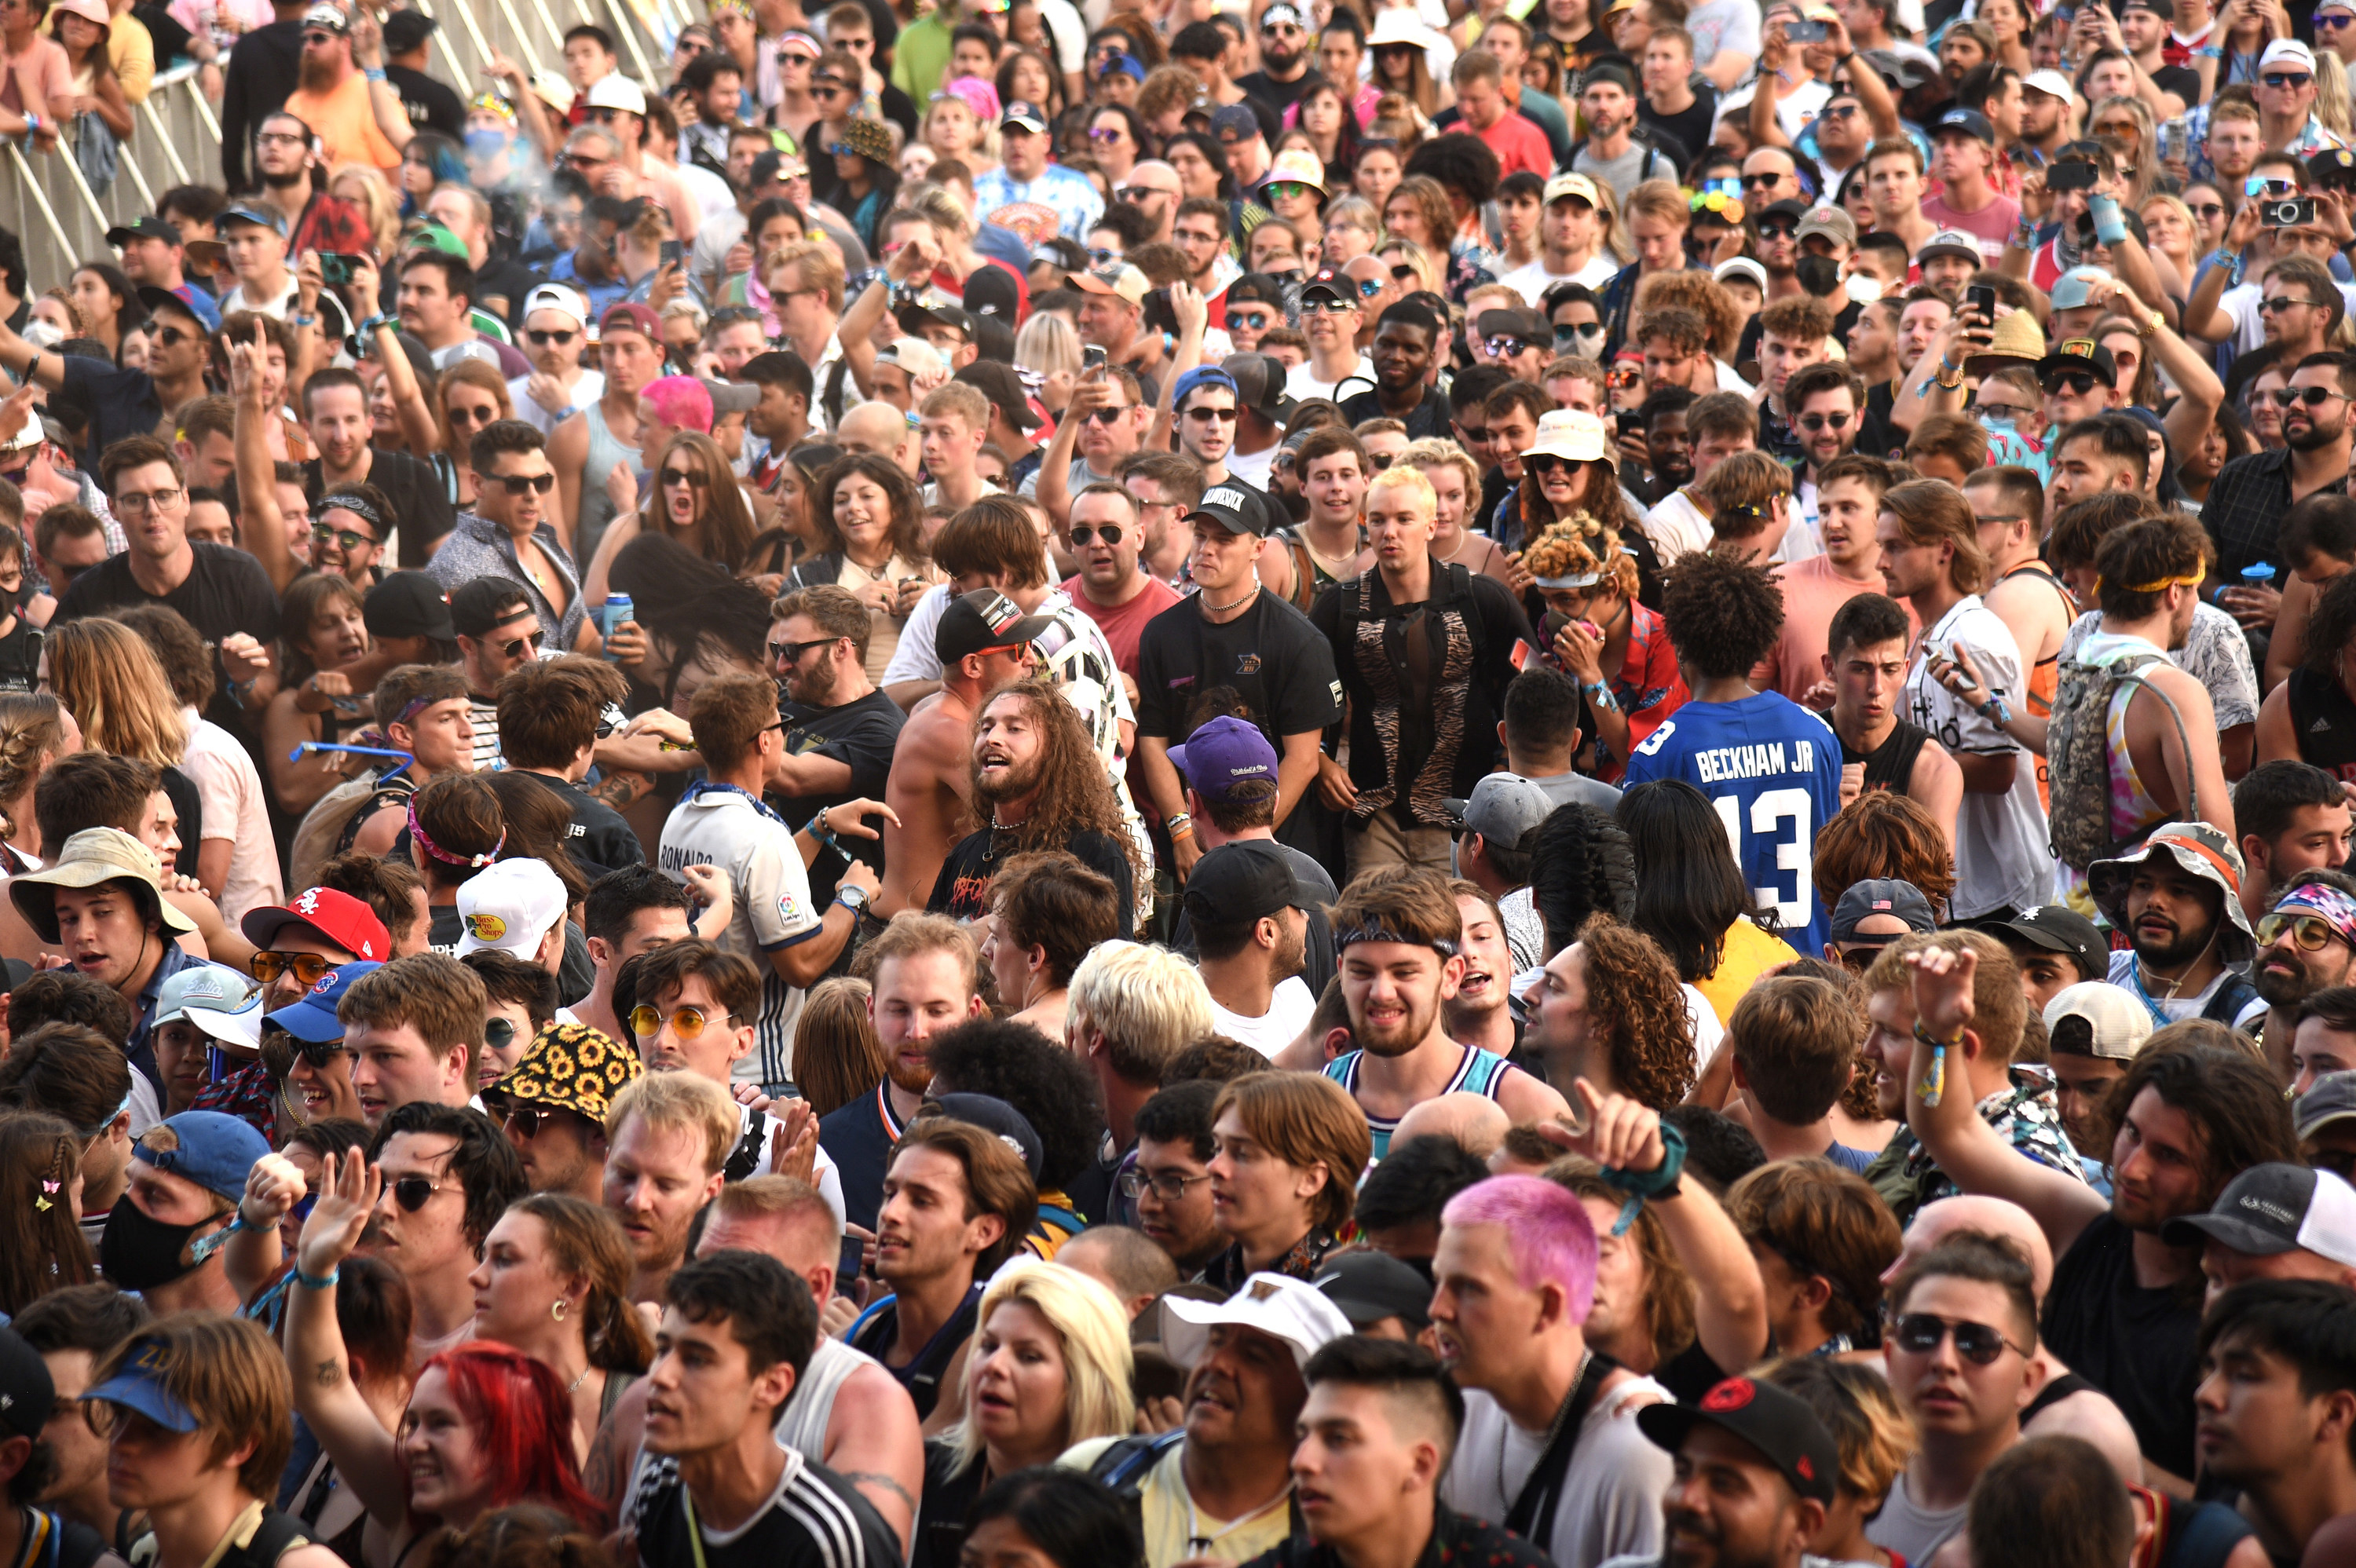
[492,1022,642,1122]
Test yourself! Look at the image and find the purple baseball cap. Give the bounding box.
[1169,715,1279,802]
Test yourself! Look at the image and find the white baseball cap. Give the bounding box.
[2262,38,2318,73]
[585,73,649,115]
[2043,981,2154,1063]
[455,857,569,961]
[1160,1272,1354,1370]
[2021,68,2075,101]
[152,964,265,1053]
[521,283,591,332]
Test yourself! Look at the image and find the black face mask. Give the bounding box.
[1794,253,1844,298]
[99,1196,217,1291]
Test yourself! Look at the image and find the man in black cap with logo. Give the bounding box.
[1221,272,1289,356]
[1220,351,1293,490]
[0,1321,116,1568]
[1135,477,1342,868]
[1976,905,2112,1012]
[108,218,217,327]
[1312,1249,1437,1340]
[954,361,1043,483]
[895,297,980,373]
[1623,1374,1840,1568]
[1288,271,1377,404]
[2162,1162,2356,1305]
[380,10,464,140]
[1184,840,1318,1054]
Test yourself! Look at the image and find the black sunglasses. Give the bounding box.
[1797,411,1852,430]
[770,635,837,663]
[491,472,557,495]
[388,1175,445,1212]
[2264,385,2344,407]
[526,328,578,345]
[1890,1311,2026,1365]
[1070,523,1125,546]
[2043,371,2099,396]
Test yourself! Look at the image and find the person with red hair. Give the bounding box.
[278,1147,613,1561]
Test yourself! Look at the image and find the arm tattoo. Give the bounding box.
[588,772,648,811]
[838,1471,918,1514]
[314,1359,342,1387]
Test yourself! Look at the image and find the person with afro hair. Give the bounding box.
[924,1016,1107,1259]
[1623,550,1844,953]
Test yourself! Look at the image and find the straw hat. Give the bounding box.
[1520,408,1616,468]
[1964,309,2047,377]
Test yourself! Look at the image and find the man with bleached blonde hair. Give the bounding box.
[1069,940,1214,1166]
[602,1067,737,1303]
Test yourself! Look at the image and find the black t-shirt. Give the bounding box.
[470,258,547,327]
[1638,86,1718,168]
[628,1453,902,1568]
[304,449,457,568]
[54,542,280,736]
[1338,383,1454,442]
[927,826,1136,939]
[385,62,465,141]
[1860,378,1905,461]
[1236,67,1324,121]
[59,356,164,475]
[510,771,645,882]
[2042,1212,2204,1478]
[1133,590,1343,746]
[2153,63,2202,111]
[774,686,905,905]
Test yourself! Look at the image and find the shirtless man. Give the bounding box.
[876,591,1041,916]
[1966,466,2075,786]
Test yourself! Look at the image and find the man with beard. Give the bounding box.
[1185,843,1317,1056]
[2087,823,2268,1031]
[2205,353,2356,593]
[768,586,905,911]
[879,593,1038,918]
[280,4,412,176]
[1320,867,1565,1159]
[1339,301,1452,441]
[849,1115,1036,1420]
[1627,389,1695,512]
[1432,1172,1677,1568]
[1236,2,1322,118]
[2235,762,2354,927]
[927,679,1138,933]
[2252,871,2356,1061]
[1898,934,2301,1484]
[1064,1274,1348,1568]
[245,108,373,261]
[604,1068,733,1307]
[1619,1376,1840,1568]
[818,915,986,1237]
[1784,363,1864,542]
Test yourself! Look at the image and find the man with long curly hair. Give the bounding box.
[1625,550,1845,953]
[926,676,1139,938]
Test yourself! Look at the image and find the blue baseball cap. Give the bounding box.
[264,959,382,1044]
[1170,715,1279,802]
[80,1336,199,1432]
[1171,365,1239,411]
[130,1111,269,1204]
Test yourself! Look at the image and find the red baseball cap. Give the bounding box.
[240,887,390,963]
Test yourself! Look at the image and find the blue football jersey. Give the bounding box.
[1622,693,1845,954]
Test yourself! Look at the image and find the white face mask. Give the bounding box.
[1846,272,1885,305]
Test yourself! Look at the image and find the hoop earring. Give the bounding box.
[552,1299,569,1323]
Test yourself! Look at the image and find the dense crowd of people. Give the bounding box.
[13,0,2356,1565]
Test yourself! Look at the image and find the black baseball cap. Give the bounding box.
[963,263,1023,322]
[1301,269,1355,307]
[1761,197,1812,225]
[935,590,1055,666]
[1220,352,1293,419]
[1475,306,1549,344]
[1224,273,1286,310]
[1977,904,2108,982]
[2039,338,2119,384]
[1637,1376,1840,1504]
[1932,106,1996,144]
[1312,1250,1434,1330]
[449,578,536,639]
[927,1093,1044,1178]
[955,361,1042,432]
[0,1325,52,1440]
[382,9,436,52]
[894,300,975,341]
[1185,481,1280,538]
[108,215,179,249]
[1182,842,1302,926]
[364,572,455,641]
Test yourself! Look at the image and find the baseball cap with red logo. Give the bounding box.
[1635,1376,1840,1503]
[935,589,1056,666]
[240,887,390,963]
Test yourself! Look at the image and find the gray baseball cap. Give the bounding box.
[1829,879,1937,945]
[1443,773,1555,853]
[2299,1070,2356,1142]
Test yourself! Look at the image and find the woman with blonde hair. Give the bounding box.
[1015,311,1083,419]
[331,164,403,259]
[44,616,200,866]
[793,976,883,1117]
[585,430,757,604]
[2138,191,2198,283]
[2084,95,2159,209]
[911,1259,1134,1568]
[0,693,75,869]
[1377,236,1443,295]
[465,1190,654,1461]
[1400,438,1516,583]
[262,572,374,817]
[1321,195,1382,266]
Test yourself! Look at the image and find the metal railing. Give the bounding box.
[0,0,675,290]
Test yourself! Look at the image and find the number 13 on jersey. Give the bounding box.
[1711,787,1814,934]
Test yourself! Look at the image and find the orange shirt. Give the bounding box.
[1756,554,1919,705]
[284,71,398,173]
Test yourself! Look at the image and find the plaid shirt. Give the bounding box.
[2203,444,2349,583]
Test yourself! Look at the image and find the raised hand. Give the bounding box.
[295,1149,380,1280]
[1539,1079,1669,1174]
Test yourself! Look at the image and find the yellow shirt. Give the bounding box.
[284,71,398,172]
[106,11,149,104]
[1059,1437,1293,1568]
[1691,916,1801,1028]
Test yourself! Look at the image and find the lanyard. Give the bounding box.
[681,780,789,831]
[1183,1486,1291,1557]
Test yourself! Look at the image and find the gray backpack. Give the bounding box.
[2045,645,2197,870]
